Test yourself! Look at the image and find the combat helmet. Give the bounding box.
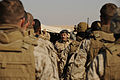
[77,22,88,32]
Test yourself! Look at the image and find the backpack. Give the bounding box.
[89,31,115,61]
[103,43,120,80]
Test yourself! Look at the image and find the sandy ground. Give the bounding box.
[41,24,74,33]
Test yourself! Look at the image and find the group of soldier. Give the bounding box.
[0,0,119,80]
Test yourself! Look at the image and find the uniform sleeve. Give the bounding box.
[87,53,105,80]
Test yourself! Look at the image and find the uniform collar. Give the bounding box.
[93,31,115,42]
[101,25,111,33]
[0,24,20,29]
[0,24,24,44]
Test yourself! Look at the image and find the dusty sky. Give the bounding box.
[22,0,119,26]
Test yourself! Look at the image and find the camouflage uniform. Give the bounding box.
[26,27,59,80]
[75,21,91,53]
[89,30,115,61]
[55,39,72,53]
[55,25,90,79]
[55,39,72,78]
[87,40,120,80]
[39,30,50,40]
[76,22,90,53]
[25,18,59,80]
[34,38,59,80]
[89,3,117,63]
[87,8,120,80]
[60,40,87,80]
[87,32,115,80]
[70,31,77,40]
[76,22,91,69]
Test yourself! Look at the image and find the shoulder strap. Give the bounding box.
[104,43,119,54]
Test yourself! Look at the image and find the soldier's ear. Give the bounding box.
[20,18,25,28]
[23,21,30,31]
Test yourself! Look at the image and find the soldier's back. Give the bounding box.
[34,38,59,80]
[0,24,36,80]
[102,42,120,80]
[89,30,115,62]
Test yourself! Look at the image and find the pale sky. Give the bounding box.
[22,0,119,26]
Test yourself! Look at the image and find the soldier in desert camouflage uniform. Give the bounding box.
[55,30,72,78]
[89,3,118,63]
[87,7,120,80]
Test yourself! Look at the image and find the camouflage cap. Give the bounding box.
[77,22,88,32]
[100,3,117,17]
[110,8,120,34]
[0,0,25,24]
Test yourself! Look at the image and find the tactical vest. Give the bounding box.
[90,31,115,61]
[103,43,120,80]
[0,25,36,80]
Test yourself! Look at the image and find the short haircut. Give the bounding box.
[24,11,28,25]
[0,0,25,24]
[33,19,41,33]
[100,3,118,24]
[27,12,34,28]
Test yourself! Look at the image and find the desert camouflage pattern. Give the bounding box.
[58,40,88,80]
[39,30,51,40]
[55,39,72,53]
[55,39,72,78]
[34,38,59,80]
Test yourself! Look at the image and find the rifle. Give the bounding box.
[61,52,74,79]
[87,17,89,29]
[83,17,95,40]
